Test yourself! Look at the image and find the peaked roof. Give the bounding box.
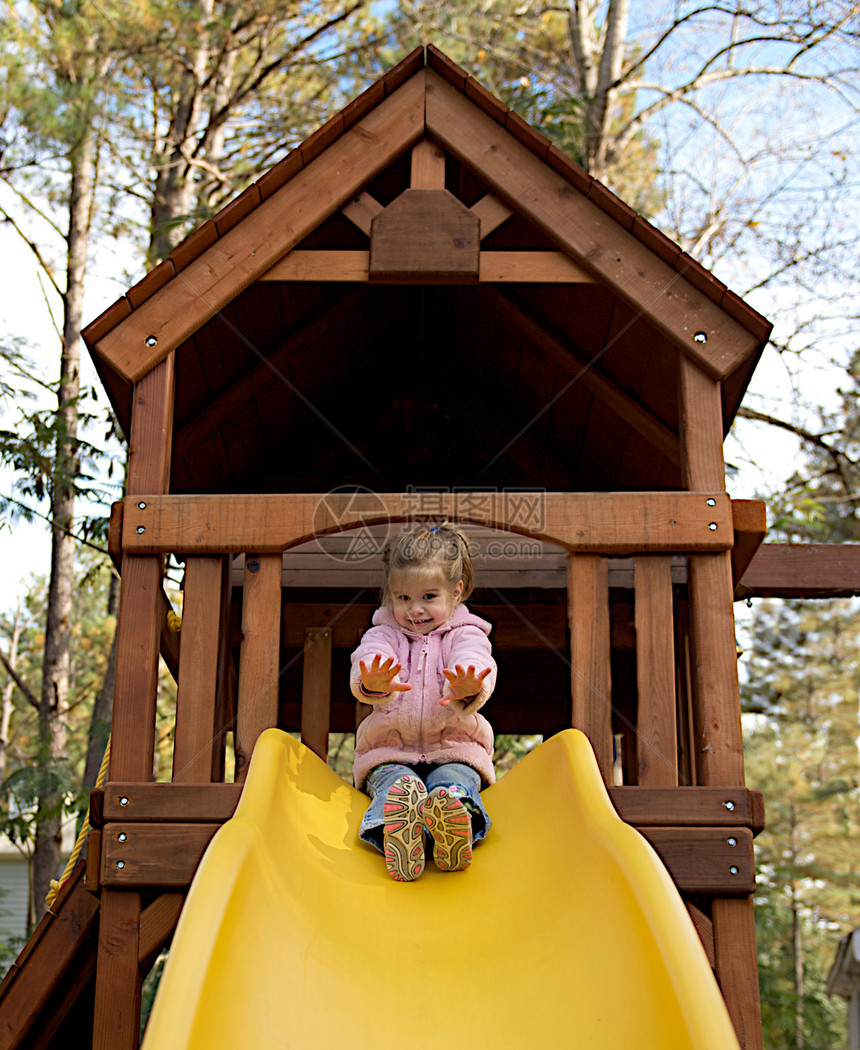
[82,45,772,497]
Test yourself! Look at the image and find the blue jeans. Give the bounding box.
[359,762,492,853]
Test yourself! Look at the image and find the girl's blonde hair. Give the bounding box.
[381,522,475,606]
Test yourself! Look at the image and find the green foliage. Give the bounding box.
[742,597,860,1047]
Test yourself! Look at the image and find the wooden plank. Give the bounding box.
[174,286,369,455]
[258,249,596,283]
[568,554,612,781]
[235,554,282,780]
[425,70,760,380]
[679,355,725,490]
[111,356,176,782]
[712,897,764,1049]
[92,890,142,1050]
[634,556,678,785]
[688,552,746,785]
[609,786,764,832]
[126,355,175,495]
[301,627,332,760]
[138,893,185,969]
[640,827,755,895]
[123,491,733,555]
[472,193,514,238]
[0,866,98,1049]
[102,783,241,822]
[737,542,860,599]
[411,137,446,188]
[340,190,383,235]
[482,286,679,462]
[110,556,163,781]
[93,71,426,382]
[173,557,226,782]
[731,499,767,590]
[369,189,480,283]
[101,825,217,887]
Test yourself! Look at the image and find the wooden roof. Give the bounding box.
[82,46,772,497]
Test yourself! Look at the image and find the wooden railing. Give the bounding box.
[109,490,743,791]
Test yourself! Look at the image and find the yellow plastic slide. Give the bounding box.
[142,729,740,1049]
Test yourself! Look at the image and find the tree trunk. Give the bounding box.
[31,125,95,923]
[0,604,23,785]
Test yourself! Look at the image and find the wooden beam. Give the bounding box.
[301,627,332,760]
[97,818,753,896]
[471,193,514,238]
[425,69,760,380]
[101,824,218,887]
[173,557,226,782]
[257,249,596,283]
[568,554,612,781]
[634,556,678,786]
[235,554,282,780]
[638,827,755,895]
[138,893,185,969]
[99,782,241,823]
[93,890,142,1050]
[481,286,679,462]
[123,491,733,555]
[410,137,446,188]
[713,897,764,1048]
[736,542,860,599]
[679,356,726,490]
[93,71,426,382]
[609,786,764,833]
[731,499,767,590]
[340,191,382,236]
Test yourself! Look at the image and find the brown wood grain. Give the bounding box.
[173,557,226,782]
[301,627,333,761]
[235,554,282,780]
[369,189,480,282]
[425,69,759,379]
[94,70,426,382]
[679,356,726,491]
[712,897,764,1048]
[122,491,733,555]
[471,193,514,238]
[102,826,218,887]
[92,891,142,1050]
[609,786,764,832]
[410,137,446,188]
[640,827,755,894]
[102,783,241,823]
[138,893,185,969]
[568,555,613,781]
[634,556,678,785]
[737,542,860,599]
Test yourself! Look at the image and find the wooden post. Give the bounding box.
[235,554,282,781]
[679,354,763,1049]
[411,138,446,189]
[301,628,333,761]
[173,557,227,782]
[634,556,678,786]
[94,356,174,1050]
[567,554,612,781]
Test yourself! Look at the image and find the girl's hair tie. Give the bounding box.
[429,525,442,533]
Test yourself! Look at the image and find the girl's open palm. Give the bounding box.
[360,654,412,696]
[440,664,491,705]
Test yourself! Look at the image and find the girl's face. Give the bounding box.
[388,569,463,635]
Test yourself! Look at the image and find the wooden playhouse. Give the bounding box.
[0,45,782,1049]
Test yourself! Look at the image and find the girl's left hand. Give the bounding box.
[440,664,491,706]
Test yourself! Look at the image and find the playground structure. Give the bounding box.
[0,45,803,1048]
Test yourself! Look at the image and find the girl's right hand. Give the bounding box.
[359,655,412,696]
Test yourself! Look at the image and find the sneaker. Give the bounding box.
[383,775,428,882]
[423,786,473,872]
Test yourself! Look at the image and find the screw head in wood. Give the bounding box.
[145,335,158,347]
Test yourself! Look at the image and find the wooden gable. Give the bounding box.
[82,46,772,498]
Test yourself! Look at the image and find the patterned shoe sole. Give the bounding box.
[423,787,473,872]
[383,775,428,882]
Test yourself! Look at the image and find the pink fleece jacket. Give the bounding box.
[350,604,497,790]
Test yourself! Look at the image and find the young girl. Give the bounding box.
[350,522,496,882]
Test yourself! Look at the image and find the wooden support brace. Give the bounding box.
[712,897,764,1049]
[634,556,678,786]
[92,890,142,1050]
